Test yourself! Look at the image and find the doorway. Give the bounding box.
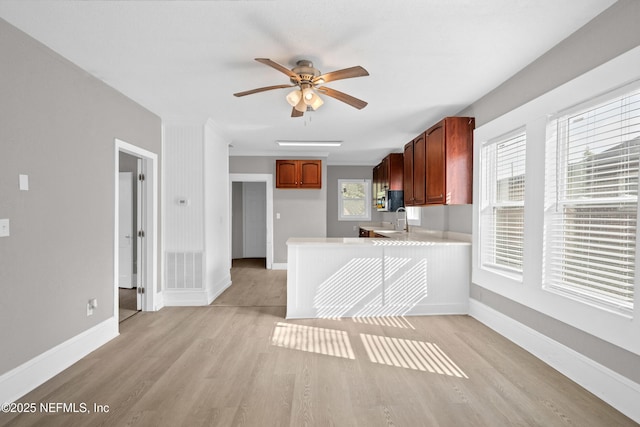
[115,138,158,323]
[118,155,140,321]
[229,174,273,269]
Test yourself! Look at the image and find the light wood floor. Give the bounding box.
[1,260,635,427]
[119,288,139,323]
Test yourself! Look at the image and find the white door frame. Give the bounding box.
[115,138,159,316]
[229,173,273,269]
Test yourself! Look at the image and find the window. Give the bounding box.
[338,179,371,221]
[544,84,640,312]
[479,130,527,275]
[406,206,421,226]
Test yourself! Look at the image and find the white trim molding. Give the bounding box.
[0,318,118,404]
[115,138,159,314]
[229,173,274,269]
[469,299,640,423]
[272,263,288,270]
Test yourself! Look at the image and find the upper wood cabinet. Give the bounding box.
[403,117,474,205]
[276,159,322,189]
[373,153,403,198]
[404,133,426,206]
[385,153,404,191]
[425,117,474,205]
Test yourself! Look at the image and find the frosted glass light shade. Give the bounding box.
[307,93,324,110]
[294,98,307,112]
[286,89,302,107]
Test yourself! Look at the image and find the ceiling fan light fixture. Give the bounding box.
[286,89,302,107]
[308,94,324,110]
[235,58,369,117]
[302,87,314,101]
[294,97,307,112]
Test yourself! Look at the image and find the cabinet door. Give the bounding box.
[299,160,322,188]
[425,123,446,204]
[388,153,404,191]
[373,163,380,203]
[276,160,298,188]
[403,142,414,205]
[413,133,426,205]
[380,156,389,190]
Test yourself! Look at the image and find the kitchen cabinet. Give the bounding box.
[384,153,404,190]
[359,227,373,238]
[372,163,381,205]
[275,159,322,189]
[424,117,474,205]
[403,117,474,206]
[404,132,426,205]
[372,153,403,205]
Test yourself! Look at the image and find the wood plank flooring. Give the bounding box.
[119,288,138,323]
[1,259,635,427]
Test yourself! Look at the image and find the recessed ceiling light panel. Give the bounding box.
[276,140,342,147]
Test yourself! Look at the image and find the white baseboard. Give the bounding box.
[0,317,119,404]
[163,274,232,306]
[272,263,287,270]
[207,274,232,304]
[162,289,210,306]
[469,299,640,424]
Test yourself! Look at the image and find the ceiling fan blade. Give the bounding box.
[233,84,295,97]
[314,66,369,84]
[317,87,368,110]
[291,107,304,118]
[255,58,300,82]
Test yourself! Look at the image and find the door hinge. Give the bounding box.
[138,173,145,181]
[138,230,145,238]
[137,287,145,294]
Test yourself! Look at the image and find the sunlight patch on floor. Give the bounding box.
[271,322,355,359]
[351,316,416,329]
[360,333,468,378]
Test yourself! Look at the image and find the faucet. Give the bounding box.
[396,207,409,232]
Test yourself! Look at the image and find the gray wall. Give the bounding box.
[231,181,244,259]
[457,0,640,383]
[229,156,327,264]
[326,165,380,237]
[0,19,162,374]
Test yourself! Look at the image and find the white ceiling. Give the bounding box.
[0,0,616,165]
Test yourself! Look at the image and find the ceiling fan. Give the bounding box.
[233,58,369,117]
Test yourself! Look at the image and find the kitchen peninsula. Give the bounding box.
[286,229,471,319]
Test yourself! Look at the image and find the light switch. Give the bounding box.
[19,174,29,191]
[0,219,9,237]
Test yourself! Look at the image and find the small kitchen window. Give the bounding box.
[406,207,421,226]
[338,179,371,221]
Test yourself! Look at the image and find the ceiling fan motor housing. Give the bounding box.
[291,60,320,84]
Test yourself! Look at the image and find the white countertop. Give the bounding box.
[287,229,471,246]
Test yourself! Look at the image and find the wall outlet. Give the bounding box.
[87,298,97,316]
[0,219,9,237]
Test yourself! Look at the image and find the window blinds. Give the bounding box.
[545,86,640,311]
[480,131,527,273]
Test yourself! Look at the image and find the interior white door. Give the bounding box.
[118,172,134,288]
[243,182,267,258]
[136,159,144,311]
